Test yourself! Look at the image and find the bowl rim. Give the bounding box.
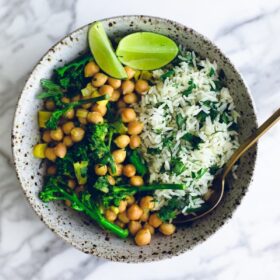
[11,15,258,262]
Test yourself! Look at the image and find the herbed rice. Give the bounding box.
[133,51,240,215]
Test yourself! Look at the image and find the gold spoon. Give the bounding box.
[175,108,280,224]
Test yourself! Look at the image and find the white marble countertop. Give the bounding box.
[1,0,280,279]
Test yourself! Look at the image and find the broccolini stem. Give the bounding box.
[115,184,186,193]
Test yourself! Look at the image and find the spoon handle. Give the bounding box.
[222,108,280,179]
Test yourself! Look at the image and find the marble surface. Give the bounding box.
[1,0,280,279]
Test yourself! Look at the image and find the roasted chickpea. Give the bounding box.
[47,165,57,175]
[84,61,100,77]
[67,179,76,189]
[92,73,108,87]
[65,200,72,207]
[135,228,151,246]
[143,223,155,235]
[135,79,149,94]
[118,211,130,224]
[121,80,135,94]
[124,66,136,79]
[108,77,121,89]
[63,136,74,147]
[117,99,126,109]
[114,135,130,148]
[42,130,52,143]
[78,117,87,125]
[45,147,57,161]
[140,209,149,222]
[45,100,56,111]
[65,108,75,119]
[105,209,117,222]
[61,96,70,104]
[129,135,141,149]
[50,127,63,141]
[127,204,143,221]
[126,195,135,206]
[94,164,108,176]
[76,108,89,119]
[118,200,128,213]
[71,127,85,142]
[123,93,138,104]
[99,85,114,97]
[115,220,125,229]
[71,95,80,102]
[159,223,176,236]
[121,108,136,123]
[128,221,142,236]
[91,103,107,117]
[54,143,67,158]
[130,176,144,187]
[110,90,121,102]
[62,121,75,135]
[112,149,126,164]
[109,163,123,176]
[148,213,162,228]
[123,164,136,178]
[140,196,155,210]
[127,120,144,135]
[107,175,116,185]
[87,111,104,124]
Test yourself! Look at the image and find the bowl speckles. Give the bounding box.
[12,15,257,262]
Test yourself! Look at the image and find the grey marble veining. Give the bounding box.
[1,0,280,279]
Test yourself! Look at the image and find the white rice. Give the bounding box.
[133,51,240,215]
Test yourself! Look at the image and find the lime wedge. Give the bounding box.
[88,22,127,79]
[116,32,179,70]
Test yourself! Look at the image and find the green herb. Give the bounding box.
[191,168,208,179]
[162,136,174,149]
[128,149,148,176]
[147,147,161,155]
[93,176,110,193]
[160,69,175,81]
[176,113,185,129]
[220,112,230,124]
[171,158,187,175]
[182,79,196,97]
[208,67,215,77]
[158,197,185,222]
[209,164,220,175]
[182,133,203,149]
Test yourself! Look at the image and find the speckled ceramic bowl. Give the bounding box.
[12,15,257,262]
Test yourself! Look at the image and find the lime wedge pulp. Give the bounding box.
[116,32,179,70]
[88,22,127,79]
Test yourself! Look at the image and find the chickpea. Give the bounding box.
[124,66,136,79]
[47,165,57,175]
[140,196,155,210]
[117,99,126,109]
[94,164,108,176]
[63,136,74,147]
[143,223,155,235]
[114,135,130,149]
[45,147,57,161]
[50,127,63,141]
[121,80,135,94]
[54,143,67,158]
[105,209,117,222]
[121,108,136,123]
[67,179,76,189]
[45,100,56,111]
[62,121,75,135]
[140,209,149,222]
[128,221,142,236]
[81,102,92,109]
[126,195,135,206]
[108,77,121,89]
[123,93,138,104]
[135,228,151,246]
[65,108,75,119]
[61,97,70,104]
[71,127,85,142]
[127,121,144,135]
[115,220,125,229]
[123,164,136,178]
[78,117,87,125]
[110,90,121,102]
[112,149,126,164]
[129,135,141,149]
[87,111,104,124]
[127,204,143,221]
[65,200,72,207]
[118,211,130,224]
[99,85,114,97]
[75,185,85,196]
[92,72,108,87]
[135,79,149,94]
[148,213,162,228]
[76,108,89,119]
[110,206,119,215]
[159,223,176,236]
[84,61,100,77]
[91,103,107,117]
[118,200,128,213]
[109,163,123,176]
[71,95,80,102]
[130,176,144,187]
[107,175,116,185]
[42,130,52,143]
